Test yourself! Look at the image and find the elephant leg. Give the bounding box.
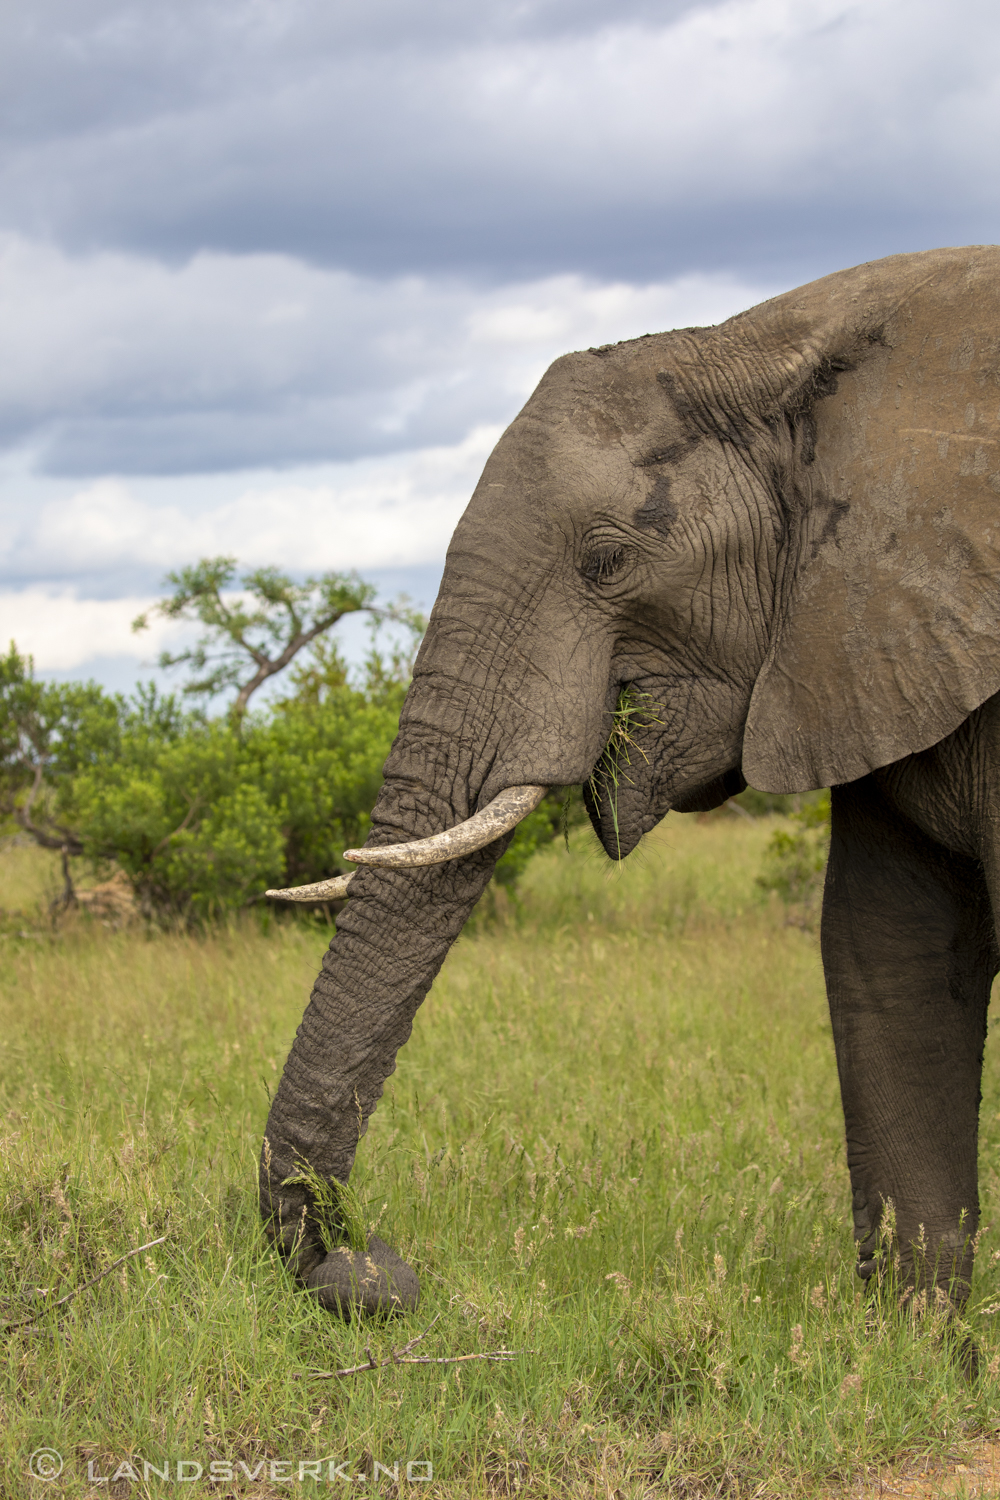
[822,777,996,1305]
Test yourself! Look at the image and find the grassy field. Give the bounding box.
[3,817,1000,1497]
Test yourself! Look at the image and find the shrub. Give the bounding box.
[756,790,831,917]
[493,788,588,888]
[0,641,124,854]
[2,637,572,922]
[66,686,401,921]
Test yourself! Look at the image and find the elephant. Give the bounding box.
[261,245,1000,1325]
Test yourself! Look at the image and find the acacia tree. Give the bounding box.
[0,565,433,920]
[0,643,127,911]
[0,645,81,856]
[132,559,423,722]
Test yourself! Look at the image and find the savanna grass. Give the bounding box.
[3,819,1000,1496]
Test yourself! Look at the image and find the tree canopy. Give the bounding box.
[2,560,578,923]
[131,558,424,722]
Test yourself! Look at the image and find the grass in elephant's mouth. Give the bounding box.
[587,685,663,860]
[4,820,1000,1497]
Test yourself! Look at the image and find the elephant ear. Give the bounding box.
[735,245,1000,793]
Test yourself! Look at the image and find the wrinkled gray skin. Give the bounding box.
[262,246,1000,1325]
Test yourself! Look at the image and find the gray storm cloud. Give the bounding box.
[2,0,999,675]
[1,0,999,478]
[2,0,998,281]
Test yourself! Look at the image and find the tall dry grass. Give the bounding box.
[3,817,1000,1496]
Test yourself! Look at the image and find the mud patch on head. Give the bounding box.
[633,472,678,538]
[809,493,851,559]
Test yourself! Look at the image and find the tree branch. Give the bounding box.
[293,1315,517,1380]
[2,1236,168,1331]
[136,559,413,716]
[12,762,85,854]
[230,609,352,720]
[149,794,204,859]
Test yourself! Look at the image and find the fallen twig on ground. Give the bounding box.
[297,1313,518,1380]
[1,1235,168,1331]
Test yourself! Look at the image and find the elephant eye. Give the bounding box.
[582,545,628,585]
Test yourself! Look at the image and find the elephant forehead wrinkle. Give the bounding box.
[431,594,557,687]
[421,596,534,664]
[632,435,697,469]
[442,547,526,596]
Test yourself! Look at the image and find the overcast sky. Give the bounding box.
[4,0,1000,688]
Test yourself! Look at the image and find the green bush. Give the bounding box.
[3,638,576,922]
[1,639,405,920]
[493,788,588,888]
[0,640,125,851]
[64,687,403,921]
[756,790,831,913]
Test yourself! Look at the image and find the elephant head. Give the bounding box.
[261,246,1000,1310]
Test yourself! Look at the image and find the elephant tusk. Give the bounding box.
[266,872,355,903]
[344,784,549,869]
[264,785,549,896]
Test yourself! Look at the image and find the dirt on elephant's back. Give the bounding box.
[827,1437,1000,1498]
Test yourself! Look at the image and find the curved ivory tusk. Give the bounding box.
[264,785,550,896]
[266,872,355,903]
[343,784,548,869]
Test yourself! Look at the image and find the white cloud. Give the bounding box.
[1,426,499,586]
[0,254,770,668]
[211,427,503,571]
[0,257,772,619]
[21,429,500,573]
[0,236,772,475]
[0,587,183,671]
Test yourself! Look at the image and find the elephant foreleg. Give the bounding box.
[822,777,996,1305]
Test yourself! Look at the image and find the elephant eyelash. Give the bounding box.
[582,545,628,585]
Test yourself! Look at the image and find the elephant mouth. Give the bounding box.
[266,783,549,903]
[670,766,747,814]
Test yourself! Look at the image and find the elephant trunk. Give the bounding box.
[258,645,557,1277]
[259,830,511,1278]
[260,495,611,1284]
